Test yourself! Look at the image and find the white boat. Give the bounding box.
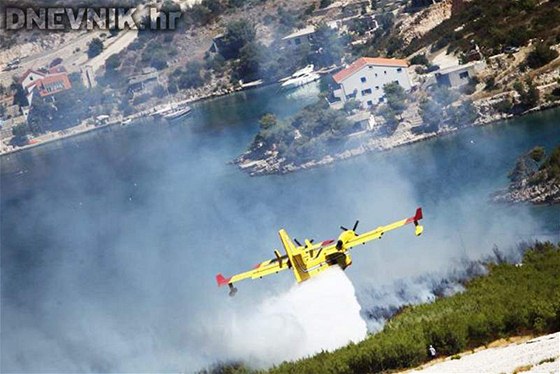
[154,103,192,121]
[280,64,321,89]
[162,105,192,121]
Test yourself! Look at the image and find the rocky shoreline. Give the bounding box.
[492,179,560,205]
[234,101,560,177]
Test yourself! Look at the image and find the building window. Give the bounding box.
[384,70,387,74]
[459,71,469,79]
[379,97,384,103]
[367,100,373,106]
[375,86,380,90]
[375,73,378,77]
[360,77,367,83]
[397,68,402,72]
[361,88,372,96]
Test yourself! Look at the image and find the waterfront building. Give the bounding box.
[331,57,411,107]
[19,66,72,105]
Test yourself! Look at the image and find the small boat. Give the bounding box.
[280,64,321,90]
[154,103,192,121]
[162,105,192,121]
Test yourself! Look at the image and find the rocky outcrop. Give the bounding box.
[398,0,453,45]
[492,146,560,205]
[493,179,560,205]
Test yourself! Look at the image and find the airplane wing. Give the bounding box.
[216,251,290,295]
[344,208,423,250]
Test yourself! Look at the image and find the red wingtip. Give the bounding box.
[415,207,423,221]
[216,273,231,287]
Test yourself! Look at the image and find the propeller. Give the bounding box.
[294,238,302,247]
[340,220,359,235]
[353,220,359,231]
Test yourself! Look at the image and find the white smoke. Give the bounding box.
[212,267,367,368]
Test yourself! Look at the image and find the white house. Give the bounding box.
[19,69,46,105]
[331,57,411,107]
[282,26,316,50]
[281,22,338,50]
[435,61,485,88]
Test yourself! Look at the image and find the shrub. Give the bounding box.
[87,38,104,58]
[410,54,429,66]
[526,44,559,69]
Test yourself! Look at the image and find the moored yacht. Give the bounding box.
[280,64,321,90]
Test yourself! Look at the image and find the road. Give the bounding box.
[0,29,137,87]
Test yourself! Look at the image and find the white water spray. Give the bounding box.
[220,267,367,368]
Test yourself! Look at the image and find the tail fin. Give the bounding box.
[216,274,238,296]
[414,207,423,222]
[279,229,310,283]
[413,207,424,236]
[216,273,231,287]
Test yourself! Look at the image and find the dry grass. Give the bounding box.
[512,364,533,374]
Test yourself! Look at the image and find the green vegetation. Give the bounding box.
[202,242,560,374]
[415,86,478,133]
[27,73,113,132]
[319,0,333,9]
[87,38,104,59]
[378,82,409,134]
[221,19,257,60]
[10,80,29,108]
[513,80,540,110]
[140,39,177,71]
[410,54,429,66]
[247,101,355,164]
[525,43,559,69]
[350,12,397,58]
[492,98,514,114]
[404,0,560,57]
[509,145,560,187]
[310,23,345,68]
[10,123,32,146]
[169,61,205,92]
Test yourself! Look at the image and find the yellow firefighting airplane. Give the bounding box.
[216,208,424,296]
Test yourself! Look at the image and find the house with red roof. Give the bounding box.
[331,57,411,107]
[19,66,72,107]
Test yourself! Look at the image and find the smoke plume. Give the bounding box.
[203,267,367,368]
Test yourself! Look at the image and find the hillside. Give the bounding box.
[200,241,560,373]
[403,0,560,57]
